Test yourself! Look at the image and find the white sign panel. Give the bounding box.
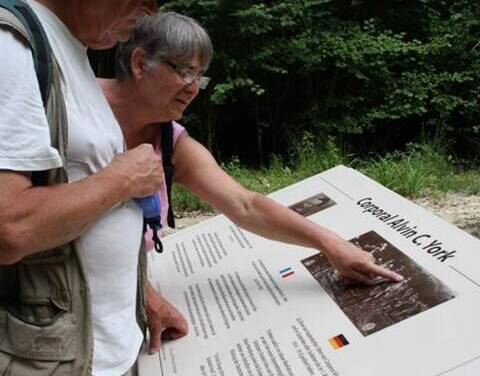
[139,166,480,376]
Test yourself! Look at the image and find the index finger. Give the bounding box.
[358,262,404,282]
[148,326,162,354]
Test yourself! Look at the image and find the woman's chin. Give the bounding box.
[170,110,184,122]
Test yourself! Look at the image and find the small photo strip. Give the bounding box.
[289,193,336,217]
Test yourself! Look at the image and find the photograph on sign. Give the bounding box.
[301,230,456,336]
[288,192,336,217]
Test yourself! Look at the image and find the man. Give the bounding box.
[0,0,159,375]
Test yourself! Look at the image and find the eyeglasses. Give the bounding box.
[164,60,211,90]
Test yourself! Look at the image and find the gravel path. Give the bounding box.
[413,193,480,239]
[170,193,480,239]
[165,211,215,235]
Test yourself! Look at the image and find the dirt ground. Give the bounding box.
[413,193,480,239]
[165,211,216,235]
[170,193,480,240]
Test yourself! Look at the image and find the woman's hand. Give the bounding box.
[146,284,188,354]
[323,236,403,285]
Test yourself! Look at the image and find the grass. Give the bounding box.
[171,136,480,212]
[359,143,454,198]
[449,169,480,195]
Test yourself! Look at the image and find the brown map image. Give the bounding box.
[289,193,336,217]
[301,230,456,336]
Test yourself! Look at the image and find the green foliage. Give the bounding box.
[453,170,480,195]
[359,143,454,197]
[171,185,214,212]
[292,133,348,174]
[159,0,480,162]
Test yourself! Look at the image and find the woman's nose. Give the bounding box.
[184,80,200,96]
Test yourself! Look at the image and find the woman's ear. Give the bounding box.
[130,47,147,80]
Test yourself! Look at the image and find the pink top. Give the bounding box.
[145,121,186,250]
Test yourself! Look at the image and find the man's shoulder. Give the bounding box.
[0,27,40,100]
[0,27,37,83]
[0,27,60,172]
[0,26,34,56]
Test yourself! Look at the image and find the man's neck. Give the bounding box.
[33,0,80,38]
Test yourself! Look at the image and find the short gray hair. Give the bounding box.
[115,11,213,80]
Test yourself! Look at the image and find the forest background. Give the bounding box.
[89,0,480,212]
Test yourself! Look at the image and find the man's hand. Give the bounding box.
[104,144,164,199]
[146,284,188,354]
[323,236,403,285]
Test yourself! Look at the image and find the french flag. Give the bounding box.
[279,267,295,279]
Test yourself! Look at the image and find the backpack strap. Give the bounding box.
[0,0,53,107]
[160,121,176,228]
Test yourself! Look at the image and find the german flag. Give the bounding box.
[328,334,349,350]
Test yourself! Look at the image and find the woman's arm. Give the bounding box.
[172,135,402,284]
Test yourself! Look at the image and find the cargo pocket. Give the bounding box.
[15,245,74,315]
[0,310,76,361]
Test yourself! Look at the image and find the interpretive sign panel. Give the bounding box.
[139,166,480,376]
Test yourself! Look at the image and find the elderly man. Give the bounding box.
[0,0,159,375]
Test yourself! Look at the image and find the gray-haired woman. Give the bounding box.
[99,11,403,354]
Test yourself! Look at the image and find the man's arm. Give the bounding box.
[173,135,402,284]
[0,144,163,264]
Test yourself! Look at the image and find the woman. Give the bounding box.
[99,11,403,354]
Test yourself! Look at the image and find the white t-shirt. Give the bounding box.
[0,2,144,375]
[0,30,62,170]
